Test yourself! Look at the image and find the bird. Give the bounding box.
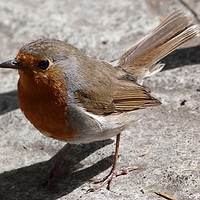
[0,10,199,191]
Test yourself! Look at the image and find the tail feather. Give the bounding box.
[117,10,200,82]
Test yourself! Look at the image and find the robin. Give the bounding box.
[0,10,199,191]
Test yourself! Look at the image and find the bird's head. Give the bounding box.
[0,39,79,83]
[0,39,80,91]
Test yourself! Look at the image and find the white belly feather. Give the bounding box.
[68,104,139,144]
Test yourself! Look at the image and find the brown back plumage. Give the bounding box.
[74,11,199,115]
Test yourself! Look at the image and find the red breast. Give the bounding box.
[16,50,77,141]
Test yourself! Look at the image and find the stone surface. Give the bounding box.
[0,0,200,199]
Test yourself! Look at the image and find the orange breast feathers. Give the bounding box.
[16,52,76,141]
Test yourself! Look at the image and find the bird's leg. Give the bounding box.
[89,133,135,191]
[44,143,72,186]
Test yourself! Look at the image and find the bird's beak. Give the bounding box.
[0,60,23,70]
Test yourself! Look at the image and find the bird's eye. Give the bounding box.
[38,59,50,70]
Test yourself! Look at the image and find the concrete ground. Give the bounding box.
[0,0,200,199]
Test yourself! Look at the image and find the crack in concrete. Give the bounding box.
[180,0,200,23]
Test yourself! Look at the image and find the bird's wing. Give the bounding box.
[112,80,161,112]
[66,54,160,115]
[74,76,160,115]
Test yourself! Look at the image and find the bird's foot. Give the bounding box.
[88,165,138,192]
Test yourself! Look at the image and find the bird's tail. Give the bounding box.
[115,10,200,82]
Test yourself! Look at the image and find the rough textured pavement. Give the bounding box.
[0,0,200,200]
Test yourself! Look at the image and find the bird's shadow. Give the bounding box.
[0,140,114,200]
[161,45,200,70]
[0,90,18,115]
